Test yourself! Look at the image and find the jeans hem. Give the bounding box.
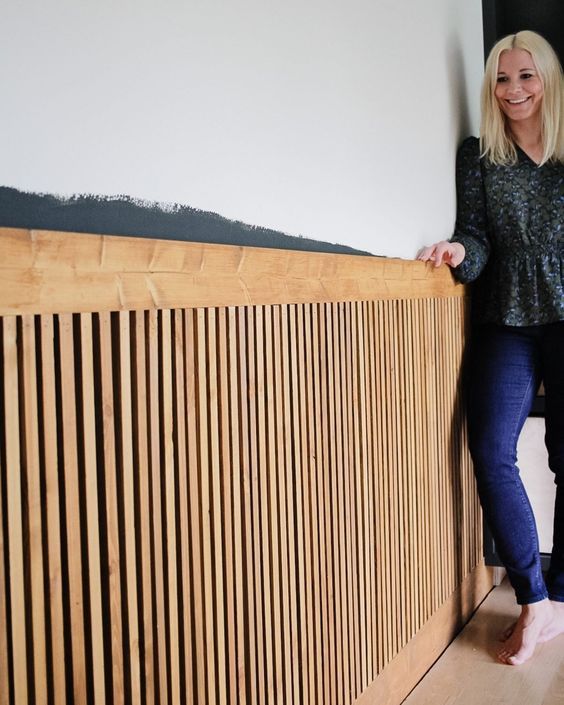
[516,592,548,606]
[548,593,564,603]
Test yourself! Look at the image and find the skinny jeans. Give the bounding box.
[466,321,564,605]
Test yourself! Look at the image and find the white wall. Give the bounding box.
[518,418,556,554]
[0,1,483,258]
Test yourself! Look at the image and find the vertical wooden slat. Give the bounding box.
[317,304,336,705]
[246,306,268,705]
[40,315,67,704]
[397,300,410,642]
[431,296,443,603]
[382,301,398,660]
[237,306,259,705]
[360,301,376,679]
[393,301,409,650]
[264,306,284,702]
[21,316,48,704]
[225,307,250,705]
[323,304,338,703]
[227,306,250,705]
[330,304,350,702]
[79,314,105,705]
[343,302,361,697]
[118,311,143,704]
[160,310,181,705]
[306,303,325,703]
[195,308,218,704]
[352,300,364,692]
[337,304,357,700]
[217,307,237,705]
[3,317,28,705]
[411,301,428,625]
[59,313,88,703]
[254,306,276,704]
[280,304,301,705]
[272,305,294,705]
[206,307,228,705]
[0,395,9,705]
[356,301,371,688]
[185,309,207,703]
[411,300,424,623]
[386,301,405,656]
[311,304,331,705]
[227,306,247,705]
[374,300,384,671]
[147,309,169,705]
[326,303,345,705]
[99,311,125,705]
[366,301,382,674]
[134,311,156,705]
[423,298,434,621]
[296,304,316,705]
[289,304,310,705]
[173,309,194,705]
[424,298,437,614]
[402,301,418,637]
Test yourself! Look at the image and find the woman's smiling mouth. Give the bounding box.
[507,97,531,104]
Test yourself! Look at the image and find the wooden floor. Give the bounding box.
[403,578,564,705]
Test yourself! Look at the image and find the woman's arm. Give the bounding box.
[417,137,491,283]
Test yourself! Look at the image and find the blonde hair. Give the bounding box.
[480,30,564,165]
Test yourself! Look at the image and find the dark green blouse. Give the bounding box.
[450,136,564,326]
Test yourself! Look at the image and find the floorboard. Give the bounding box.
[403,579,564,705]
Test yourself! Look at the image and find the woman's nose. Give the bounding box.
[508,81,523,94]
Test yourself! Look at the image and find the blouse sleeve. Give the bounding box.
[449,137,491,283]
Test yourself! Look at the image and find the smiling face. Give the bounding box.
[494,48,544,126]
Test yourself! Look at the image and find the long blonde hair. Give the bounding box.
[480,30,564,165]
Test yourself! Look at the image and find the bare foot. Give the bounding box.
[497,600,553,666]
[539,600,564,643]
[499,621,516,642]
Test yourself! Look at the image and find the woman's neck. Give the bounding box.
[508,117,543,164]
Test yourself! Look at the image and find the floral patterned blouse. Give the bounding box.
[450,136,564,326]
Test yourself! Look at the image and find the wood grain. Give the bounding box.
[0,229,488,705]
[0,227,465,315]
[21,316,48,705]
[3,317,28,704]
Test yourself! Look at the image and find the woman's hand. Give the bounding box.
[416,241,465,268]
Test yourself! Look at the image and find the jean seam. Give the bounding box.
[508,369,545,602]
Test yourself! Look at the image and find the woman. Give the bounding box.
[417,30,564,666]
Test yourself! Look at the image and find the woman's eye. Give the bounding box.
[520,73,533,79]
[496,76,508,83]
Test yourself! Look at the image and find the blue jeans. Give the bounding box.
[466,322,564,605]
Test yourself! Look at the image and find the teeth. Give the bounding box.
[508,97,529,104]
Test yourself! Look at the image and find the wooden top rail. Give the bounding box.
[0,227,465,315]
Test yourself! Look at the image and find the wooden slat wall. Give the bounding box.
[0,228,488,705]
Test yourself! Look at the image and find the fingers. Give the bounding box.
[416,241,450,267]
[416,245,437,261]
[416,241,465,268]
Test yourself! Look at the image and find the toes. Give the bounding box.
[497,646,511,663]
[497,642,533,666]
